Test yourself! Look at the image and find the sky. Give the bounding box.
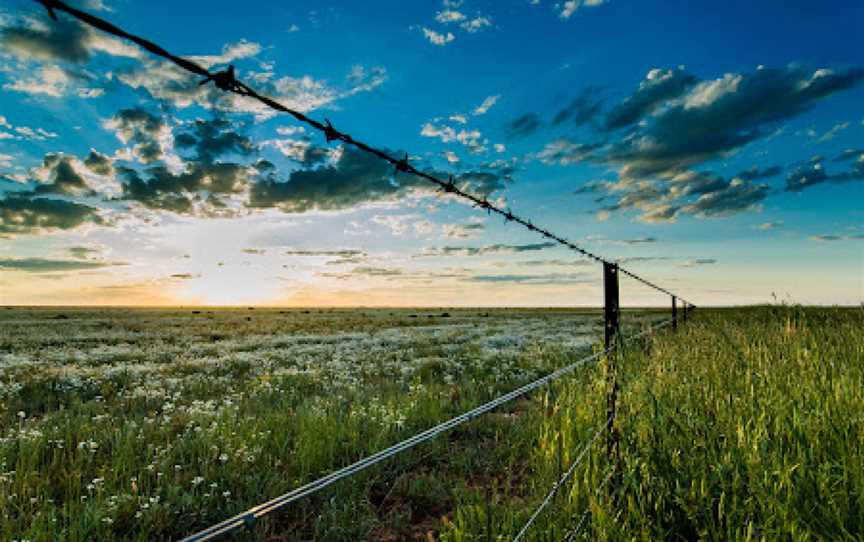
[0,0,862,307]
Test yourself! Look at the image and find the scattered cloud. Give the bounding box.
[473,95,501,115]
[757,221,782,230]
[0,257,125,272]
[809,233,864,242]
[418,242,556,257]
[420,27,455,46]
[553,87,604,126]
[506,113,542,139]
[558,0,609,20]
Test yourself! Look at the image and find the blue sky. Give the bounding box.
[0,0,861,306]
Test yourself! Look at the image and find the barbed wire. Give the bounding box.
[31,0,694,308]
[511,414,610,542]
[179,317,675,541]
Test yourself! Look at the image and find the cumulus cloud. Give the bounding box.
[558,0,608,19]
[248,147,424,213]
[175,117,256,162]
[604,66,864,180]
[105,108,169,164]
[420,27,455,46]
[0,195,105,235]
[542,65,863,222]
[118,162,251,215]
[785,156,864,192]
[604,68,696,130]
[83,150,114,177]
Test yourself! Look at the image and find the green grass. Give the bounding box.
[0,306,861,540]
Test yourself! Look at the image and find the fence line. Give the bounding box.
[33,0,692,308]
[22,2,703,539]
[180,318,674,542]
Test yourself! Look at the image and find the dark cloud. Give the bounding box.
[169,273,197,279]
[0,195,104,235]
[175,117,256,162]
[606,67,864,179]
[248,147,421,212]
[736,165,783,181]
[83,150,114,176]
[555,66,864,222]
[35,154,93,196]
[418,242,556,257]
[109,108,166,164]
[785,157,864,192]
[0,19,91,64]
[553,87,604,127]
[681,178,770,218]
[467,272,593,285]
[0,257,124,272]
[605,68,697,131]
[506,113,542,139]
[118,162,249,214]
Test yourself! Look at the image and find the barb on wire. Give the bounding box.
[30,0,694,308]
[511,416,610,542]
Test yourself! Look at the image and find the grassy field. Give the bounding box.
[0,306,861,540]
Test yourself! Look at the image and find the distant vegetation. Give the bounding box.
[0,306,860,540]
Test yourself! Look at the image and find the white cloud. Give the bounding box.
[461,16,492,33]
[817,121,850,143]
[3,65,69,97]
[421,27,455,46]
[558,0,608,19]
[0,153,13,168]
[436,10,467,23]
[473,94,500,115]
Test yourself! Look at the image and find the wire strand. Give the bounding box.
[511,415,610,542]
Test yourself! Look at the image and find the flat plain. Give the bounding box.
[1,306,861,541]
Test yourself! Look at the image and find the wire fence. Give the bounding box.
[24,2,701,540]
[180,318,675,542]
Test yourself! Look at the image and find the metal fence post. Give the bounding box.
[682,301,688,323]
[672,295,678,331]
[602,262,620,495]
